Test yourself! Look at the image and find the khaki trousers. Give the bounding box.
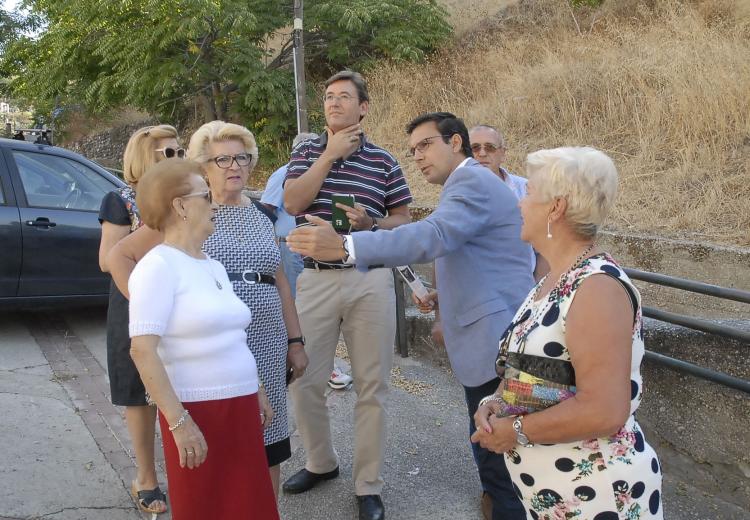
[290,267,395,495]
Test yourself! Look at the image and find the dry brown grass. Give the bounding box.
[365,0,750,246]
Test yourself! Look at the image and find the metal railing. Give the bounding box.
[622,267,750,394]
[394,265,750,394]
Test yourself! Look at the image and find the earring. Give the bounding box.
[182,215,187,222]
[547,219,552,239]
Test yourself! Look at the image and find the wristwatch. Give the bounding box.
[287,336,305,346]
[512,416,534,448]
[370,217,379,231]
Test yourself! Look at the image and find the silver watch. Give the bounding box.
[512,416,534,448]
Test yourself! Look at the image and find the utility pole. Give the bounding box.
[292,0,309,133]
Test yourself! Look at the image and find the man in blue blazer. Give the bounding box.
[287,112,532,519]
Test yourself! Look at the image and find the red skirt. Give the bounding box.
[158,393,279,520]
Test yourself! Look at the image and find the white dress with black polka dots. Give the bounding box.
[202,204,289,447]
[502,253,663,520]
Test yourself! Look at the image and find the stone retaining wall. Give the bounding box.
[66,119,156,170]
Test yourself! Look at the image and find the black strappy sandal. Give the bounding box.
[131,480,168,514]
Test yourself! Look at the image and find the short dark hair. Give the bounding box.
[406,112,473,158]
[325,70,370,103]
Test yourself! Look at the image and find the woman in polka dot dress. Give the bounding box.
[473,147,662,520]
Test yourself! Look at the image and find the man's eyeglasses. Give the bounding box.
[323,93,356,104]
[182,190,213,203]
[406,135,453,158]
[470,143,503,154]
[209,153,252,169]
[155,147,186,159]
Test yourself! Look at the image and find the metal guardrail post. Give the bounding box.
[393,270,409,358]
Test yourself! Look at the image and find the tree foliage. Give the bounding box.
[2,0,451,144]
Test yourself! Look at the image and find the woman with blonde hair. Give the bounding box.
[188,121,306,495]
[127,158,278,519]
[472,147,663,519]
[97,124,183,514]
[106,121,307,497]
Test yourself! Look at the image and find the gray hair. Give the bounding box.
[469,125,506,149]
[293,132,318,148]
[526,147,618,238]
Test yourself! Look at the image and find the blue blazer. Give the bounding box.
[351,159,534,387]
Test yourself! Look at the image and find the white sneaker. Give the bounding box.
[328,368,353,389]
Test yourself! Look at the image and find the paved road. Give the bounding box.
[1,309,747,519]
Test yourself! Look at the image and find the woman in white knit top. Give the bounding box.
[127,159,279,520]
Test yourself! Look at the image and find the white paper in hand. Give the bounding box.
[396,265,429,301]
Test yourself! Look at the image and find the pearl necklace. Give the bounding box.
[163,242,223,290]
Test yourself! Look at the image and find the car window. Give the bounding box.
[12,150,116,211]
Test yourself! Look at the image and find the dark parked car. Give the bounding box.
[0,137,125,307]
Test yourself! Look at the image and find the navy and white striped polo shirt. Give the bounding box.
[285,132,412,227]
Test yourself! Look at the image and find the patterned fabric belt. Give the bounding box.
[226,271,276,285]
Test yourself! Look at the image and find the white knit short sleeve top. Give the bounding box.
[128,244,257,402]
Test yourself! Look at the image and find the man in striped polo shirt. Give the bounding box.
[282,70,412,520]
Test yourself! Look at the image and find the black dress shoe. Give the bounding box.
[282,467,339,494]
[357,495,385,520]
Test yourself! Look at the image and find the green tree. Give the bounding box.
[2,0,451,142]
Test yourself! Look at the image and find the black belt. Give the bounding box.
[303,260,385,270]
[303,260,353,270]
[227,271,276,285]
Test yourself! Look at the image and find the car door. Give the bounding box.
[6,147,120,297]
[0,148,22,297]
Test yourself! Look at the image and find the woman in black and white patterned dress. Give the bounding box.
[189,121,308,497]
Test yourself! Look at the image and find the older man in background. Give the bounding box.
[469,124,547,280]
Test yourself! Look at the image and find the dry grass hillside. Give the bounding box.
[365,0,750,246]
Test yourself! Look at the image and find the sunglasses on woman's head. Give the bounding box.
[155,147,186,159]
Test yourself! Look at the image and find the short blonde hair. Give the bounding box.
[122,124,179,186]
[187,120,259,171]
[136,159,203,231]
[526,147,618,238]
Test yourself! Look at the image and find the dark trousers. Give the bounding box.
[464,378,526,520]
